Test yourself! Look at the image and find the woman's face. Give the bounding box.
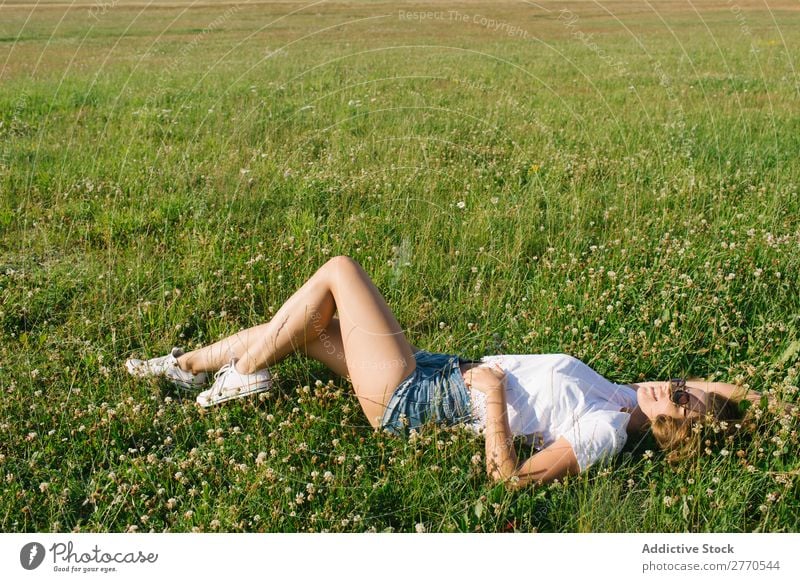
[638,382,707,422]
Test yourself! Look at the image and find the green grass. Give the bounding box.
[1,1,799,532]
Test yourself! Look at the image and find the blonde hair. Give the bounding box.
[650,391,745,463]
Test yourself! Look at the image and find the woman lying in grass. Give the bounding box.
[126,255,772,488]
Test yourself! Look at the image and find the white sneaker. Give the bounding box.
[196,359,272,408]
[125,347,209,390]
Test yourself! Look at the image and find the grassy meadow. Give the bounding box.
[1,0,799,532]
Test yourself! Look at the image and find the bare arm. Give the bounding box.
[686,379,797,414]
[467,365,580,488]
[686,380,760,404]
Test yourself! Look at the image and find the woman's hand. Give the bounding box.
[462,363,507,394]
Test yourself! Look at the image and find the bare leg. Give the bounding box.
[179,256,417,427]
[297,316,350,379]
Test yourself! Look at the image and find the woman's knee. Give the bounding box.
[326,255,360,272]
[325,255,366,286]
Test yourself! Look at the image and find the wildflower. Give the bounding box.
[456,201,466,209]
[643,450,654,460]
[256,452,268,465]
[490,197,499,204]
[323,471,334,482]
[39,482,49,493]
[210,519,221,529]
[663,495,674,507]
[415,523,427,533]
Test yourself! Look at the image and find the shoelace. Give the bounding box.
[209,361,236,398]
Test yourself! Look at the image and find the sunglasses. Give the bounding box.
[669,378,691,412]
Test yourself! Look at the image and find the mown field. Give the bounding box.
[1,0,799,532]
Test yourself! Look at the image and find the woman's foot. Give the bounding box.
[196,358,272,408]
[125,347,209,390]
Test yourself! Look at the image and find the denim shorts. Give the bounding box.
[379,349,479,436]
